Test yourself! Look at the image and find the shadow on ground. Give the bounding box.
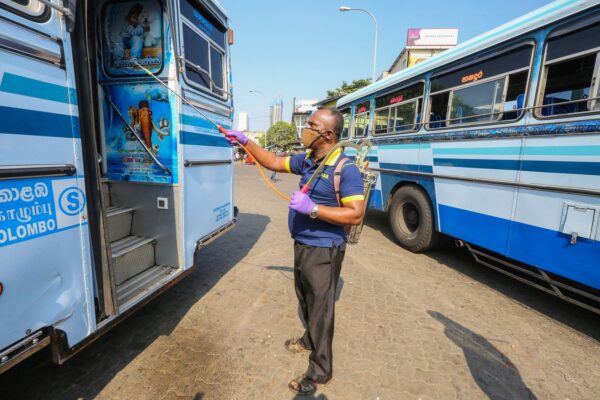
[364,210,600,342]
[0,212,270,400]
[291,394,328,400]
[429,311,537,400]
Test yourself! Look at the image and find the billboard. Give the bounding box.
[407,28,458,47]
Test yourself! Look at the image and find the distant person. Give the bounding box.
[225,108,365,396]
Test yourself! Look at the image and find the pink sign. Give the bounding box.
[407,28,459,47]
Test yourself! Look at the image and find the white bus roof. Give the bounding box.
[337,0,600,108]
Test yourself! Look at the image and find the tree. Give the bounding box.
[326,78,372,98]
[262,121,297,151]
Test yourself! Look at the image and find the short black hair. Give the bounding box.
[318,107,344,139]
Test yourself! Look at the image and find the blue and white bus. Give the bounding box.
[0,0,235,373]
[338,0,600,313]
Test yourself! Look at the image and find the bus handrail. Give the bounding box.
[0,164,76,180]
[102,89,172,176]
[184,159,232,167]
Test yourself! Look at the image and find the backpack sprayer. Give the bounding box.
[131,59,376,243]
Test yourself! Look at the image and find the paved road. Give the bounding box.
[2,164,600,400]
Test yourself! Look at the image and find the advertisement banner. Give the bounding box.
[407,28,459,47]
[102,0,164,76]
[103,83,177,184]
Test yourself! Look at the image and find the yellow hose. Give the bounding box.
[237,142,291,202]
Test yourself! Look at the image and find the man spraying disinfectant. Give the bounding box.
[226,108,365,396]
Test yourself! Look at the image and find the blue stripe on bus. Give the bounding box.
[0,73,76,104]
[433,158,600,175]
[180,131,230,147]
[181,114,230,130]
[371,120,600,146]
[379,162,433,174]
[369,189,384,211]
[439,204,600,290]
[0,106,79,138]
[433,145,600,156]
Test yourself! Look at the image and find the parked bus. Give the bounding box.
[0,0,235,373]
[337,0,600,313]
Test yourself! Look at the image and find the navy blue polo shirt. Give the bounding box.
[285,148,365,247]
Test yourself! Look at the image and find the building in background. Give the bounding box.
[314,95,344,109]
[237,112,249,131]
[269,99,283,128]
[291,98,317,138]
[245,131,265,145]
[382,28,458,79]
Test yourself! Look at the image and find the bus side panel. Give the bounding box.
[432,139,522,255]
[180,105,233,268]
[506,134,600,289]
[0,16,95,350]
[377,143,437,217]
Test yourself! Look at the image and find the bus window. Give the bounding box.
[538,21,600,117]
[428,92,449,128]
[374,82,424,135]
[340,110,351,139]
[449,77,505,125]
[0,0,49,21]
[353,101,370,137]
[180,0,227,97]
[428,44,533,129]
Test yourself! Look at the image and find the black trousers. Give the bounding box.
[293,241,345,384]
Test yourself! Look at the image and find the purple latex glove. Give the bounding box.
[225,129,249,145]
[289,191,316,215]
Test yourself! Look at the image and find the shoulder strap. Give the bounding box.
[334,157,351,206]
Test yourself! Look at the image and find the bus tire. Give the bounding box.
[388,185,439,252]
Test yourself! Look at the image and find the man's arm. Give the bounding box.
[288,163,366,225]
[289,194,365,226]
[243,140,289,172]
[226,130,288,172]
[314,200,365,226]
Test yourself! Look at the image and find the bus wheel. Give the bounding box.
[388,185,439,252]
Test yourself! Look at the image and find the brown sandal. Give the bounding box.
[288,375,327,396]
[284,338,311,354]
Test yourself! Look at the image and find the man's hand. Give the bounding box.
[225,129,249,145]
[289,191,316,215]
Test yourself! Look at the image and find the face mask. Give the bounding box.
[301,127,322,149]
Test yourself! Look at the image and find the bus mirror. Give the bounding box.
[228,29,235,46]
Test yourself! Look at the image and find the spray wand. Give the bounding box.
[130,59,354,200]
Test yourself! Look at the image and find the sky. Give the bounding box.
[219,0,553,132]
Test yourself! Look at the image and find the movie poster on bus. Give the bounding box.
[102,0,164,76]
[103,83,177,184]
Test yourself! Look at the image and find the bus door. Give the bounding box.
[175,0,235,268]
[0,1,95,368]
[95,0,185,310]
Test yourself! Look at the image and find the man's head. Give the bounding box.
[302,108,344,150]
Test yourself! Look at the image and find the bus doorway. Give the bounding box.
[78,0,235,318]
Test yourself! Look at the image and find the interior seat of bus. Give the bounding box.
[92,0,183,309]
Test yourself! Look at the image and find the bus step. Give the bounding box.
[111,236,156,285]
[116,265,175,306]
[106,206,135,242]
